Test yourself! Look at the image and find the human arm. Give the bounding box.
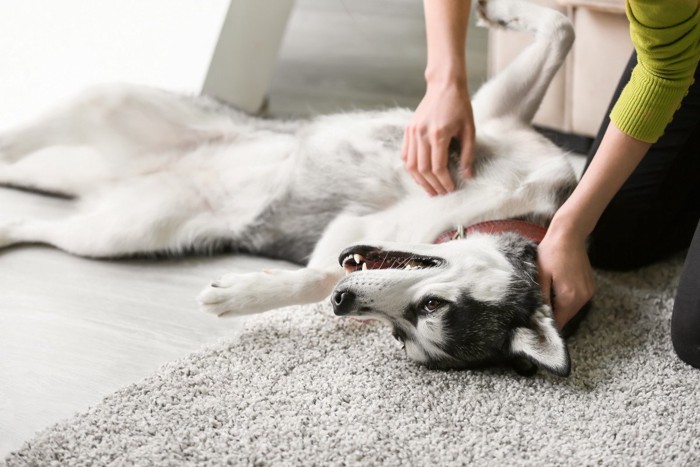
[539,0,700,328]
[402,0,475,196]
[538,124,651,328]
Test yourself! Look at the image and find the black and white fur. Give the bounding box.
[0,0,576,375]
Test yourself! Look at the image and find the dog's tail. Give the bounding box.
[472,0,574,125]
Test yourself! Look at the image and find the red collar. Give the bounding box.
[434,219,547,245]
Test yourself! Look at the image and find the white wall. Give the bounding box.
[0,0,229,128]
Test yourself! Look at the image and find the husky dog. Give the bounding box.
[0,0,578,375]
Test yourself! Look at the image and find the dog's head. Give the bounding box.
[332,234,569,376]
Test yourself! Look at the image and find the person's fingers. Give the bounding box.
[460,126,476,179]
[552,292,572,330]
[553,310,568,331]
[430,133,455,192]
[404,130,420,183]
[407,132,437,196]
[551,292,579,331]
[401,126,410,163]
[552,284,594,330]
[416,136,444,195]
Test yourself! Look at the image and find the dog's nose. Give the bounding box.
[331,290,356,315]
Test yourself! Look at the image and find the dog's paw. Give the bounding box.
[476,0,518,29]
[198,271,278,317]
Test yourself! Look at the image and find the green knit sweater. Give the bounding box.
[610,0,700,143]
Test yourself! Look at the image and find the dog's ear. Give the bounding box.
[509,305,570,376]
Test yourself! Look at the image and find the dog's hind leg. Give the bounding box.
[471,0,574,125]
[198,213,368,317]
[0,85,245,196]
[0,146,118,197]
[0,84,237,163]
[0,175,230,257]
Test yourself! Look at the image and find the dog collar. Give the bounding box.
[434,219,547,245]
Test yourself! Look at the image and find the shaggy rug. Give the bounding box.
[4,257,699,466]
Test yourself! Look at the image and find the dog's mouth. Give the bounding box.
[338,245,444,274]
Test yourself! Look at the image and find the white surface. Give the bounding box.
[203,0,294,112]
[0,0,229,130]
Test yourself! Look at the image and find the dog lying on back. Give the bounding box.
[0,0,578,375]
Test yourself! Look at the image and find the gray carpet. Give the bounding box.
[4,257,700,466]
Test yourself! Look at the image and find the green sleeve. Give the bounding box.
[610,0,700,143]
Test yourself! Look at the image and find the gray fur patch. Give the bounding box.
[338,142,366,165]
[450,141,495,184]
[236,185,352,265]
[371,125,404,150]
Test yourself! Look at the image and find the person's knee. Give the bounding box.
[671,221,700,369]
[671,297,700,369]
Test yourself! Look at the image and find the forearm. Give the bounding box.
[556,0,698,232]
[423,0,471,88]
[551,122,652,238]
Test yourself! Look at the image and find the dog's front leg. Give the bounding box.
[199,213,367,317]
[198,267,344,317]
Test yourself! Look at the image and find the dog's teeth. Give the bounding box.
[342,255,356,274]
[403,261,424,271]
[362,263,368,271]
[353,254,363,263]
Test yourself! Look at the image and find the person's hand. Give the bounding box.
[401,82,475,196]
[537,222,596,330]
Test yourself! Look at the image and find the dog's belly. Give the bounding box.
[172,134,296,225]
[232,172,406,264]
[166,125,413,263]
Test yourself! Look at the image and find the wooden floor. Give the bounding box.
[0,201,265,453]
[0,0,489,456]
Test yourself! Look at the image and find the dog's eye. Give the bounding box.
[422,298,445,313]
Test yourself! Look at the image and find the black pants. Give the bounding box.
[584,53,700,369]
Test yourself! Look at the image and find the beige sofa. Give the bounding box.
[487,0,633,138]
